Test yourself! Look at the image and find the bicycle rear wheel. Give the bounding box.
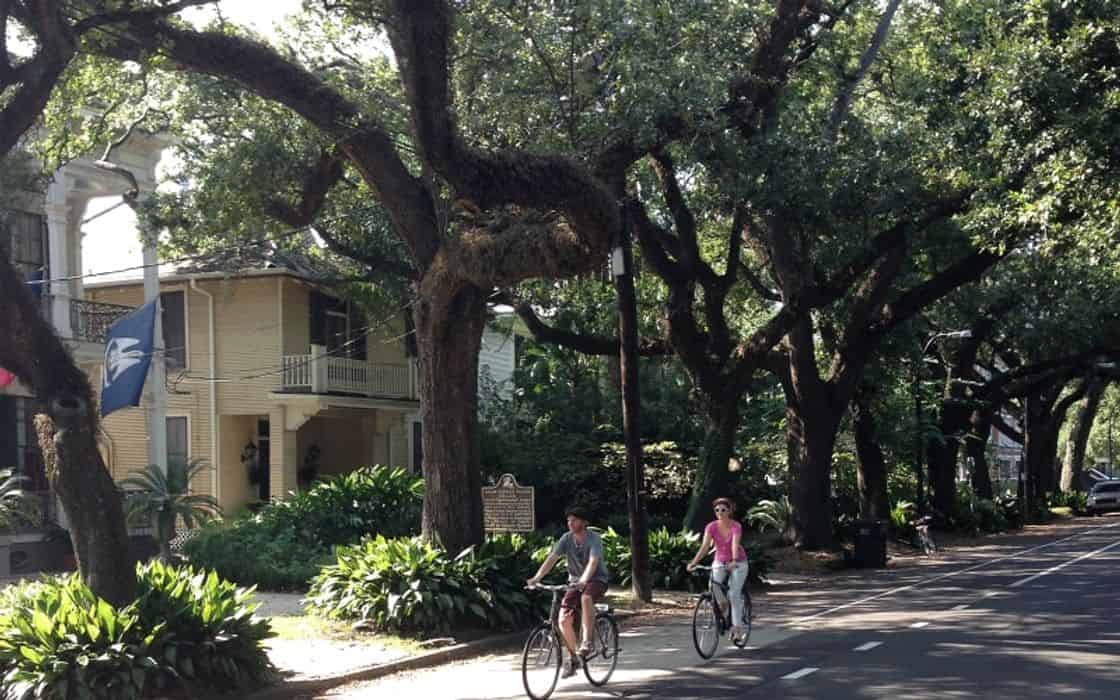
[733,590,753,648]
[522,624,562,700]
[692,594,720,659]
[583,613,620,686]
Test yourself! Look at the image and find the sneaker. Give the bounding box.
[730,625,744,641]
[578,643,593,659]
[561,658,580,678]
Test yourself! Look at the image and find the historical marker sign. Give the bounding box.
[482,474,535,533]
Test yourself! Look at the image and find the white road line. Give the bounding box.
[854,641,883,652]
[952,604,970,611]
[781,667,819,680]
[793,520,1120,624]
[910,622,930,629]
[1009,538,1120,588]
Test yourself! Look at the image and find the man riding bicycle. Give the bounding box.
[527,506,610,678]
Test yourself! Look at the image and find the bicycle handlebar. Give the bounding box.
[525,582,582,593]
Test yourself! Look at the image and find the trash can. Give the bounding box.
[853,519,887,568]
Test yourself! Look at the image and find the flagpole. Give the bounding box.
[143,240,167,477]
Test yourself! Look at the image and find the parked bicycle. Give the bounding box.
[690,564,752,659]
[521,582,620,700]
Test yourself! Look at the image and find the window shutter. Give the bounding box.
[309,291,326,346]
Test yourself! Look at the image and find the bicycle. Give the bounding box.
[690,564,753,659]
[521,582,620,700]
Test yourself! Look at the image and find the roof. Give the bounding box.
[86,231,347,289]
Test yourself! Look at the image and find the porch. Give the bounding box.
[218,398,420,515]
[279,344,417,400]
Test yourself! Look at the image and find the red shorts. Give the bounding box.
[560,582,608,615]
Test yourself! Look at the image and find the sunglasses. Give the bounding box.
[714,506,730,513]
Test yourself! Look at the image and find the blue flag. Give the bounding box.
[101,299,157,418]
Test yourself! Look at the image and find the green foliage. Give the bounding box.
[0,563,274,700]
[0,470,41,533]
[183,466,422,590]
[947,486,1011,536]
[122,459,221,561]
[1045,490,1089,515]
[305,534,547,634]
[600,527,772,591]
[890,501,918,541]
[746,498,792,537]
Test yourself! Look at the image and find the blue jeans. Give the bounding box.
[710,560,748,628]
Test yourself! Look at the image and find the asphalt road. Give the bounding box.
[318,518,1120,700]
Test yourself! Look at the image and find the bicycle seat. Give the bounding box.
[594,603,612,614]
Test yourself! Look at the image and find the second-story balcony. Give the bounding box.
[69,298,135,345]
[280,346,416,400]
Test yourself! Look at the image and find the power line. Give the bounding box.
[27,211,366,286]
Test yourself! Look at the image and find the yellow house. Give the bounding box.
[82,268,421,516]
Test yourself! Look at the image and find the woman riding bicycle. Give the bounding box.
[686,497,749,641]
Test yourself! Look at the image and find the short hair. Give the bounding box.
[565,505,591,521]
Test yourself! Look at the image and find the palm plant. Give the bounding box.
[746,496,793,540]
[121,458,221,562]
[0,469,41,532]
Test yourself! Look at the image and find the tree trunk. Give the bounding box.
[1061,381,1104,493]
[852,386,889,521]
[615,230,651,602]
[927,399,971,518]
[684,399,739,533]
[787,401,840,550]
[1,250,136,606]
[414,283,487,555]
[967,408,995,500]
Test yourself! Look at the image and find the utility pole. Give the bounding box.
[613,206,650,603]
[142,241,167,475]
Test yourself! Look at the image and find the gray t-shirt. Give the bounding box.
[551,530,609,584]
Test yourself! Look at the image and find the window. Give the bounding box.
[1092,482,1120,494]
[161,291,186,369]
[1,210,46,286]
[166,416,189,470]
[310,291,366,360]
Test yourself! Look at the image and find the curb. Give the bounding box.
[243,610,639,699]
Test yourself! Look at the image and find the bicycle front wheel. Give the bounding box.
[692,594,720,659]
[733,590,753,648]
[522,624,562,700]
[583,614,620,686]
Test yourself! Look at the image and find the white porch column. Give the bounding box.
[45,179,72,339]
[270,407,300,500]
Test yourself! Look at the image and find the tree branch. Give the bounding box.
[825,0,901,139]
[509,299,670,357]
[384,0,618,265]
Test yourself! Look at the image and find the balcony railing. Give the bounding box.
[280,346,415,399]
[70,299,136,344]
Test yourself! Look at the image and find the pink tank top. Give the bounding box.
[705,520,746,563]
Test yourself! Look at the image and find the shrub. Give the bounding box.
[602,527,773,591]
[947,487,1010,536]
[305,534,547,634]
[746,497,792,536]
[890,500,918,540]
[181,518,331,591]
[0,564,274,699]
[1046,490,1088,514]
[183,466,422,590]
